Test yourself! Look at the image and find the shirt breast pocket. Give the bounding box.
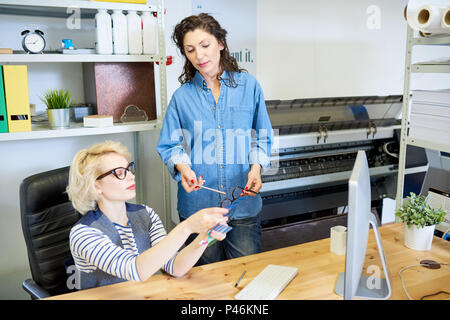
[229,105,253,130]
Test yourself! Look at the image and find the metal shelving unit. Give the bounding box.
[395,26,450,210]
[0,0,171,224]
[0,0,168,141]
[0,0,156,18]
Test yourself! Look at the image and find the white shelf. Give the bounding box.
[412,35,450,46]
[0,120,161,142]
[0,54,160,63]
[0,0,156,14]
[411,63,450,73]
[406,137,450,154]
[396,26,450,210]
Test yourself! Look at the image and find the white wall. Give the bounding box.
[256,0,450,100]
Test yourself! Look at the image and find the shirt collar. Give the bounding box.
[193,71,208,90]
[193,70,232,90]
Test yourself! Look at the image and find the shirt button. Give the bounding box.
[221,185,224,189]
[218,125,221,129]
[212,107,216,111]
[220,165,224,168]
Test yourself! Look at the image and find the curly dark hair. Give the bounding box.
[172,13,246,87]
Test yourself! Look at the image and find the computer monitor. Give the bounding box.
[335,150,392,300]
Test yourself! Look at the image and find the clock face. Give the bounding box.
[23,33,45,53]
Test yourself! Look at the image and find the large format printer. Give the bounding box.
[260,95,404,233]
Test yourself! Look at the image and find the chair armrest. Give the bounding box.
[22,279,51,299]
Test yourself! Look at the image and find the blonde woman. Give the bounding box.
[67,141,228,290]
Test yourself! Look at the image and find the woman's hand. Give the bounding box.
[176,163,204,193]
[170,207,229,278]
[243,164,262,196]
[208,229,227,241]
[184,207,229,235]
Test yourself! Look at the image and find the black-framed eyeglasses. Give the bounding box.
[96,162,136,180]
[220,186,258,209]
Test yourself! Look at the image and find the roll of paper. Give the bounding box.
[416,4,445,33]
[406,0,450,35]
[442,7,450,29]
[406,0,425,30]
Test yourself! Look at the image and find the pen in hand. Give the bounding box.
[234,270,247,287]
[196,184,226,195]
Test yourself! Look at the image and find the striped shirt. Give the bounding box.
[69,205,177,282]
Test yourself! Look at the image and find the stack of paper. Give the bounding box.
[83,115,113,128]
[409,89,450,144]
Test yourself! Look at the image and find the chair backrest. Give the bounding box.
[20,166,81,296]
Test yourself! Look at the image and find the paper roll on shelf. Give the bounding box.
[405,0,423,30]
[405,0,450,35]
[442,7,450,29]
[416,4,446,33]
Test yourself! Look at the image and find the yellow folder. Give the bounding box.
[3,65,31,132]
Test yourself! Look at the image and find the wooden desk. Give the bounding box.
[47,223,449,300]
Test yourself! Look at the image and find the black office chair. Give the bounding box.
[20,166,81,299]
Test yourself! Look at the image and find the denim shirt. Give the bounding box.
[157,71,273,220]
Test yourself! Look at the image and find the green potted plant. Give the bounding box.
[395,192,445,251]
[41,89,72,129]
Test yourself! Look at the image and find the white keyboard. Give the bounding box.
[234,264,298,300]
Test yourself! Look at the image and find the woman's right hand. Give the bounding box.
[184,207,229,235]
[176,163,204,193]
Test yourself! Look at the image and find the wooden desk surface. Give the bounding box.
[48,223,450,300]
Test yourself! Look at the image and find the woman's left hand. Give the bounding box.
[208,227,228,241]
[243,164,262,196]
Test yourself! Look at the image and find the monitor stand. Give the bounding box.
[335,213,392,300]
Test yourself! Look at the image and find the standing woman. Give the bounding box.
[157,13,273,265]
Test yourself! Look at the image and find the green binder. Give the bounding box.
[0,66,8,133]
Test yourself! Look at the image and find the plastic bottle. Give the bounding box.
[111,9,128,54]
[127,10,142,55]
[95,9,113,54]
[141,11,157,54]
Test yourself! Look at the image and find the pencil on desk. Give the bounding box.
[234,270,246,287]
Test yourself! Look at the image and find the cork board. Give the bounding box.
[83,62,156,122]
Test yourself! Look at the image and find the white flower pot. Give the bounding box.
[404,223,435,251]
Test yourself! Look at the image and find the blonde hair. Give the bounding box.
[67,140,131,215]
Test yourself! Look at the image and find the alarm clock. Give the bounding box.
[21,29,46,54]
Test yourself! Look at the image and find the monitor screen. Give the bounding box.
[345,150,371,299]
[335,150,391,300]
